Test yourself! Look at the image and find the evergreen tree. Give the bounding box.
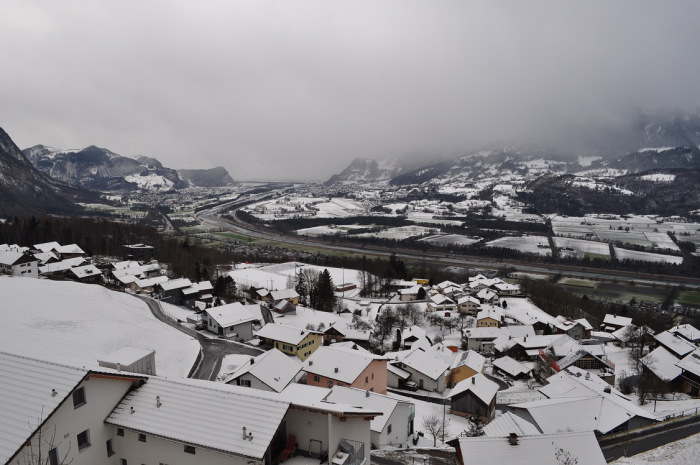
[295,272,308,305]
[313,269,336,312]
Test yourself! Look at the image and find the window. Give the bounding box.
[106,439,115,457]
[120,459,127,465]
[73,387,86,408]
[238,379,251,387]
[328,380,334,388]
[371,373,374,380]
[313,375,320,382]
[365,376,369,384]
[138,433,147,443]
[184,445,196,454]
[116,428,124,437]
[48,448,59,465]
[388,424,392,434]
[77,429,91,451]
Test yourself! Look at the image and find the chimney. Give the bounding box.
[130,406,135,414]
[604,386,612,393]
[242,427,247,440]
[156,396,162,408]
[250,357,255,365]
[335,367,339,373]
[472,377,476,384]
[509,433,518,445]
[523,335,527,342]
[309,360,313,366]
[51,389,57,397]
[585,373,591,380]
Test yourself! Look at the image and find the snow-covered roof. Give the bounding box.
[38,257,86,273]
[225,349,302,392]
[482,411,541,437]
[654,330,696,357]
[575,318,593,330]
[669,324,700,342]
[113,260,141,270]
[492,355,531,377]
[159,277,193,291]
[464,327,503,339]
[451,350,486,372]
[476,288,497,300]
[437,280,459,289]
[401,325,426,342]
[676,348,700,377]
[505,325,536,338]
[281,383,383,417]
[206,303,259,328]
[255,323,317,345]
[304,346,385,384]
[543,367,629,400]
[387,363,411,380]
[98,347,155,367]
[642,346,682,381]
[106,376,290,460]
[603,314,632,327]
[493,282,519,292]
[454,431,606,465]
[0,251,31,266]
[401,349,451,381]
[55,244,84,254]
[69,264,102,279]
[134,276,169,288]
[33,241,61,253]
[429,293,454,306]
[193,281,214,292]
[115,274,139,285]
[477,306,504,321]
[32,251,57,264]
[269,288,299,301]
[450,373,499,405]
[325,386,409,433]
[0,352,143,464]
[398,285,421,295]
[457,295,480,305]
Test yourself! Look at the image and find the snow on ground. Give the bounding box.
[0,277,199,379]
[640,173,676,182]
[577,155,602,167]
[124,173,174,192]
[554,237,611,259]
[357,225,435,240]
[605,345,634,388]
[271,305,349,330]
[610,433,700,464]
[613,247,683,265]
[419,234,482,246]
[486,235,552,256]
[216,353,254,381]
[229,262,365,291]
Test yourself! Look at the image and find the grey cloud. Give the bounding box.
[2,1,699,180]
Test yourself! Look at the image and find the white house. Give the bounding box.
[0,251,38,278]
[393,349,451,392]
[203,302,260,340]
[225,348,302,392]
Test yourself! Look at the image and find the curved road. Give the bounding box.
[136,296,263,381]
[195,200,700,290]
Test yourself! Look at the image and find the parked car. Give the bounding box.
[401,381,418,391]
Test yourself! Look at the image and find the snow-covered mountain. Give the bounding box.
[325,157,409,185]
[177,166,235,187]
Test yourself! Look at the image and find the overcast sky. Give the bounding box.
[2,1,700,181]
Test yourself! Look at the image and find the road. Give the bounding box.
[194,199,700,290]
[600,416,700,462]
[136,295,263,381]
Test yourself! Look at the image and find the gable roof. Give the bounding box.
[654,330,696,357]
[224,349,302,392]
[603,314,633,328]
[255,323,318,345]
[304,346,385,384]
[134,276,169,288]
[158,278,193,291]
[482,411,541,437]
[451,350,486,372]
[205,302,259,328]
[0,251,35,266]
[676,348,700,377]
[106,376,290,461]
[325,386,409,433]
[33,241,61,253]
[669,324,700,342]
[450,373,499,405]
[269,288,299,301]
[68,264,102,279]
[492,355,532,378]
[642,346,682,382]
[38,257,86,274]
[401,349,451,381]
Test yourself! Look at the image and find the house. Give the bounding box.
[393,349,451,392]
[476,306,504,328]
[132,275,169,294]
[2,351,379,465]
[669,324,700,344]
[38,257,86,276]
[398,285,421,302]
[386,363,412,389]
[449,373,499,421]
[0,251,39,277]
[464,327,503,353]
[325,386,415,449]
[476,288,498,304]
[322,322,346,345]
[66,264,103,284]
[224,348,302,392]
[269,288,300,306]
[255,323,323,361]
[123,243,155,261]
[34,242,85,260]
[426,293,457,312]
[492,355,532,379]
[493,282,520,295]
[654,330,696,358]
[457,296,479,315]
[551,316,591,340]
[255,288,270,301]
[335,282,357,293]
[304,346,388,394]
[400,325,430,350]
[203,302,261,341]
[641,346,683,392]
[182,281,215,308]
[449,350,486,387]
[274,299,297,315]
[601,314,633,332]
[155,278,193,305]
[452,431,607,465]
[676,348,700,396]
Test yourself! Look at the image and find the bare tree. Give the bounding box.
[422,413,444,447]
[555,447,578,465]
[19,409,73,465]
[373,308,398,351]
[407,303,423,326]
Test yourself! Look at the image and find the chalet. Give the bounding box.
[274,299,297,315]
[255,323,323,361]
[496,334,567,361]
[476,288,498,304]
[449,374,499,421]
[641,346,683,392]
[304,346,388,394]
[464,327,502,353]
[398,285,421,302]
[393,349,451,392]
[325,386,415,449]
[551,316,592,340]
[654,330,696,358]
[322,322,346,345]
[203,302,262,341]
[0,251,38,278]
[155,278,193,305]
[123,243,155,261]
[669,324,700,344]
[269,288,300,306]
[457,295,479,315]
[493,282,520,295]
[255,288,270,301]
[400,325,430,350]
[54,244,86,260]
[132,275,169,294]
[601,314,633,332]
[32,251,58,265]
[225,348,302,392]
[476,306,504,328]
[38,257,86,276]
[182,281,215,308]
[452,432,607,465]
[426,293,456,312]
[66,264,103,284]
[449,350,486,387]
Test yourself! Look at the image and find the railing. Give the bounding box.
[338,438,365,465]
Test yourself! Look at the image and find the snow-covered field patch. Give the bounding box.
[614,247,683,265]
[419,234,482,246]
[640,173,676,182]
[554,237,611,259]
[486,235,552,256]
[0,277,199,378]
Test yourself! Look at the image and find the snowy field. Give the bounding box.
[613,247,683,265]
[295,224,369,237]
[0,277,199,379]
[229,262,365,291]
[245,196,367,220]
[554,237,611,259]
[486,235,552,256]
[357,225,435,240]
[419,234,482,247]
[611,433,700,464]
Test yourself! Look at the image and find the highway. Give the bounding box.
[195,198,700,290]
